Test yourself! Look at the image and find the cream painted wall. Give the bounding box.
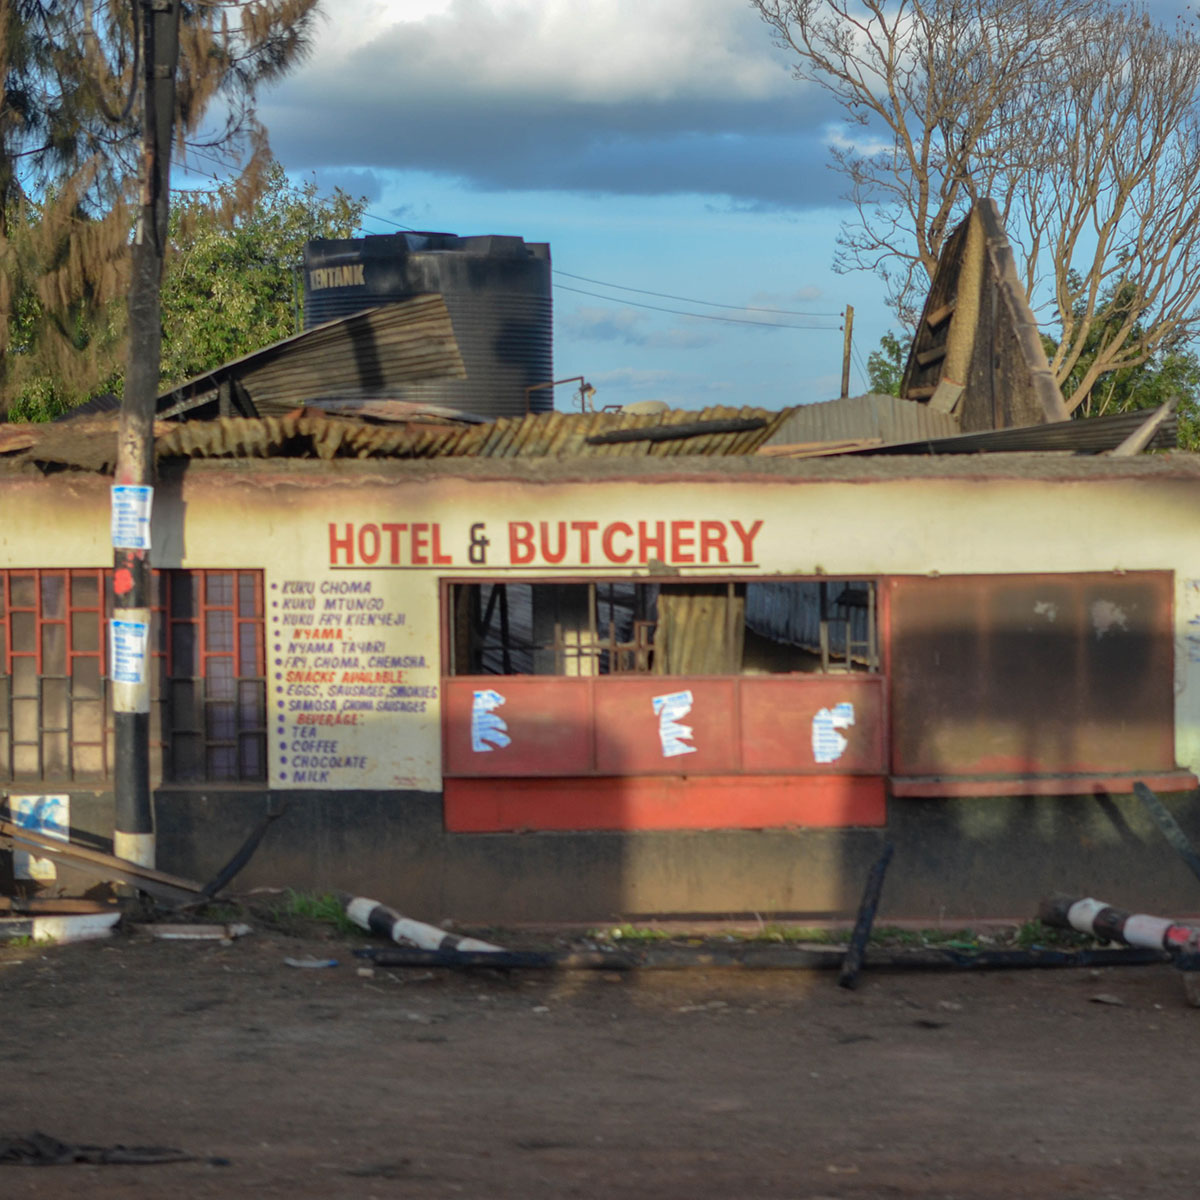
[5,470,1198,787]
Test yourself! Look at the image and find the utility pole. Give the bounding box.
[111,0,181,867]
[840,304,854,400]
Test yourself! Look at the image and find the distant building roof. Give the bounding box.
[761,393,960,455]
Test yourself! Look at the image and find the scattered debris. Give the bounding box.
[283,957,339,970]
[0,898,116,915]
[198,800,288,899]
[354,943,1165,973]
[0,913,120,945]
[1091,993,1126,1007]
[139,923,252,942]
[1133,781,1200,887]
[1039,893,1200,958]
[0,819,208,905]
[0,1131,201,1166]
[838,842,895,990]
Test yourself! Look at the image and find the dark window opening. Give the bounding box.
[448,579,878,677]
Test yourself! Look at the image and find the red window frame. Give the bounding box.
[0,568,265,785]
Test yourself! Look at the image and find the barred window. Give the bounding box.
[0,569,265,785]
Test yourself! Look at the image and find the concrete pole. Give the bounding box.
[112,1,180,867]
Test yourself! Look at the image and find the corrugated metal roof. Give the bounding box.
[151,406,792,462]
[1,403,1179,474]
[0,415,174,472]
[761,393,961,452]
[156,294,467,419]
[849,404,1177,455]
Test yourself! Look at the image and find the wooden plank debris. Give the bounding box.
[0,820,209,905]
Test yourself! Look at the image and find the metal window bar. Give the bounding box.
[0,567,264,785]
[164,570,266,784]
[0,568,117,784]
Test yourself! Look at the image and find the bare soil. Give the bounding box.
[1,917,1196,1200]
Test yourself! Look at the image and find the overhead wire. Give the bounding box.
[553,268,843,318]
[554,283,841,330]
[173,151,846,334]
[850,342,872,392]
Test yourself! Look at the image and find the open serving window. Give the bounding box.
[441,578,888,832]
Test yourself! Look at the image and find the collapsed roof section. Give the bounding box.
[901,199,1068,431]
[22,198,1180,471]
[155,294,468,421]
[0,401,1178,474]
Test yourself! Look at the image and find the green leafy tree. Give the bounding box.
[1052,281,1200,449]
[160,164,367,386]
[0,1,320,415]
[866,331,905,397]
[7,164,365,418]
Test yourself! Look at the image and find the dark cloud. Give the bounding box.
[308,167,386,203]
[261,76,845,210]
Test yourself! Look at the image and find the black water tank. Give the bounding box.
[303,232,553,417]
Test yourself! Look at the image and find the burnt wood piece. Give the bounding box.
[0,820,207,905]
[1133,781,1200,887]
[906,385,936,400]
[926,299,957,330]
[916,345,947,367]
[355,944,1167,972]
[584,417,767,446]
[0,1131,195,1166]
[838,842,896,989]
[200,801,288,898]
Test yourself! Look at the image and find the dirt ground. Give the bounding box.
[1,917,1197,1200]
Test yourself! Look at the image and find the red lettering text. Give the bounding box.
[509,522,535,565]
[699,521,728,564]
[638,520,666,563]
[540,521,568,564]
[602,521,633,564]
[730,519,763,563]
[329,523,355,565]
[571,521,598,564]
[670,520,696,564]
[431,524,452,565]
[382,522,407,562]
[358,523,381,564]
[411,523,430,565]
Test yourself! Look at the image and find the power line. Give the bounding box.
[173,153,842,331]
[554,283,841,330]
[850,342,871,392]
[553,268,843,317]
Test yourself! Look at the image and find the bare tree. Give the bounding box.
[753,0,1200,412]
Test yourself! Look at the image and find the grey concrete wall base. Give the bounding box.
[5,786,1200,925]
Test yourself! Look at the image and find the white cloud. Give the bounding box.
[312,0,795,105]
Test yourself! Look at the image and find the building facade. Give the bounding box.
[3,451,1199,922]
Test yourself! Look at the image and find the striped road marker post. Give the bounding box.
[339,894,506,954]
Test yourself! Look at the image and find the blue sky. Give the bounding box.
[253,0,906,410]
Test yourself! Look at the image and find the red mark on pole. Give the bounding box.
[113,567,135,595]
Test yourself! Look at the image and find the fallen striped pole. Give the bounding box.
[1038,893,1200,960]
[337,893,506,954]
